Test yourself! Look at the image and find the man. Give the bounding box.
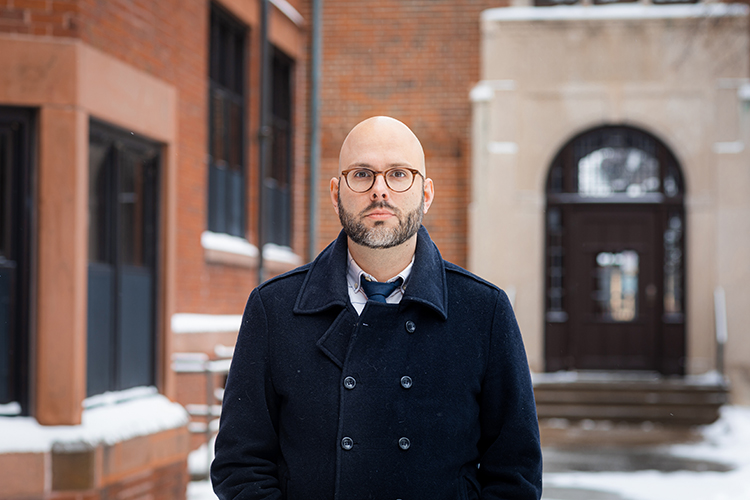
[212,116,543,499]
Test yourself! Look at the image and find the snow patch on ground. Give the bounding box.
[544,406,750,500]
[188,480,219,500]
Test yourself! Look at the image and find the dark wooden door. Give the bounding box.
[567,206,660,371]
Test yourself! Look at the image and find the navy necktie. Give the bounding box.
[360,276,403,303]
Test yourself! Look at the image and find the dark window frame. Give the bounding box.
[0,106,35,416]
[265,47,295,247]
[87,120,161,397]
[208,3,248,238]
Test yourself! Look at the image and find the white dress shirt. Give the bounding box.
[346,250,414,315]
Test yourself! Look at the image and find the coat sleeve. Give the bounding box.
[211,288,283,500]
[477,289,543,500]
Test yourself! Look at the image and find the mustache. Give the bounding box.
[359,200,399,216]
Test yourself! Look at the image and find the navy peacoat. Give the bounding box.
[212,226,543,500]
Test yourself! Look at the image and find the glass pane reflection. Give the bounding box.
[664,213,683,314]
[595,250,639,322]
[578,147,659,197]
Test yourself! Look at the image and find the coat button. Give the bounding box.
[341,437,354,450]
[405,320,416,333]
[398,437,411,450]
[400,376,413,389]
[343,376,356,390]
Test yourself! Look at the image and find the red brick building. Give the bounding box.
[0,0,311,496]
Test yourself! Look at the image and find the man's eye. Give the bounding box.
[388,169,408,179]
[352,170,373,179]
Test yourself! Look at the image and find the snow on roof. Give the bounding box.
[482,3,749,22]
[0,388,188,454]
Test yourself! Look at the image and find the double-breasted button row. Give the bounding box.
[343,375,413,389]
[340,436,411,451]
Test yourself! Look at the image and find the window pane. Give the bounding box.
[546,208,565,313]
[88,140,110,263]
[664,213,684,315]
[594,250,639,322]
[86,263,114,397]
[211,90,227,164]
[0,131,9,259]
[208,164,227,234]
[228,169,243,237]
[0,128,10,401]
[578,147,660,198]
[118,266,153,389]
[228,98,242,170]
[119,149,146,267]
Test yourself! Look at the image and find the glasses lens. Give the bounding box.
[345,168,416,192]
[385,168,414,192]
[347,169,374,192]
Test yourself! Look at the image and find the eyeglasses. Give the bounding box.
[340,167,423,193]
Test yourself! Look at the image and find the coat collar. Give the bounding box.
[293,226,448,320]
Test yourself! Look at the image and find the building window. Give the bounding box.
[0,107,33,415]
[87,122,160,397]
[208,4,247,238]
[265,48,294,247]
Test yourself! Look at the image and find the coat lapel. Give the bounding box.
[295,226,449,367]
[401,226,449,320]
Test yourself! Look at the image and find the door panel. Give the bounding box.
[567,208,659,371]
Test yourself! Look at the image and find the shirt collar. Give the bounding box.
[347,249,414,294]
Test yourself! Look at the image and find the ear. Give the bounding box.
[422,177,435,214]
[330,176,340,215]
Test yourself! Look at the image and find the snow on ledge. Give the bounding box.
[201,231,302,266]
[263,242,303,265]
[270,0,304,26]
[482,3,749,22]
[172,313,243,334]
[201,231,259,258]
[0,389,188,454]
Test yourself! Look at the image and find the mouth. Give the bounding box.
[365,209,395,220]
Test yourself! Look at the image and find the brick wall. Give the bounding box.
[0,0,78,37]
[43,460,189,500]
[2,0,311,314]
[315,0,511,267]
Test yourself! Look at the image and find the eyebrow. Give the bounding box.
[346,162,415,170]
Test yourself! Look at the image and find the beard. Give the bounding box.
[338,190,424,249]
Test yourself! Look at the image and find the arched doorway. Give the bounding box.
[544,126,686,375]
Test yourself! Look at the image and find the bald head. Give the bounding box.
[339,116,426,176]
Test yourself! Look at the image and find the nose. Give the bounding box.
[370,173,390,200]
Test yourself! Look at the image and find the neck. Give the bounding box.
[347,235,417,282]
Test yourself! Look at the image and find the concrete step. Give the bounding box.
[533,373,729,426]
